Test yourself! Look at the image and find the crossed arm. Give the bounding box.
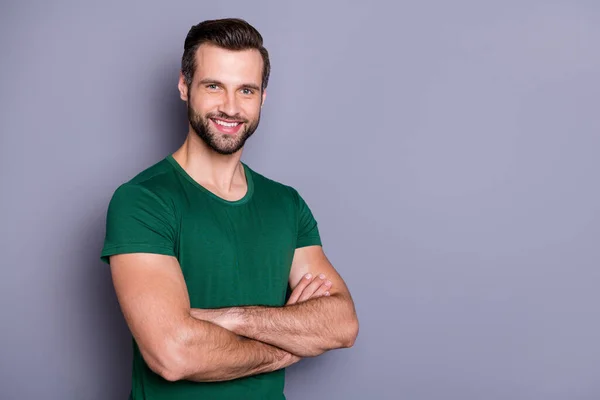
[109,246,358,382]
[190,245,359,357]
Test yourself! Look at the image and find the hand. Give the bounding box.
[286,273,332,305]
[286,352,302,367]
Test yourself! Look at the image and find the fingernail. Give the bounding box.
[305,273,312,279]
[325,292,330,296]
[319,274,325,279]
[325,280,332,286]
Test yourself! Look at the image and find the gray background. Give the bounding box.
[1,0,599,399]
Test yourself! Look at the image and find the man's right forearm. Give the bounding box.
[168,315,300,382]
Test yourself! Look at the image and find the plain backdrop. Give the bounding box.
[1,0,599,399]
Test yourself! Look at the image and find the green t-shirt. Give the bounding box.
[100,154,322,400]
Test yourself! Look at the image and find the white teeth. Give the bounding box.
[214,119,239,127]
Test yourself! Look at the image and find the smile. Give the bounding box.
[212,119,242,127]
[210,118,244,134]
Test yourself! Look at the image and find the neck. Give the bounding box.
[171,130,246,197]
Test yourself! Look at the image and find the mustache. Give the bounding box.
[206,112,247,123]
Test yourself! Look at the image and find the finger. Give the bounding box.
[286,273,313,305]
[311,279,332,299]
[298,273,328,302]
[287,276,312,305]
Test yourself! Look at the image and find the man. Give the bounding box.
[100,18,359,399]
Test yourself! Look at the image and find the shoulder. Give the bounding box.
[244,162,303,204]
[108,156,180,213]
[126,157,179,194]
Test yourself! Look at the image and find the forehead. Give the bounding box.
[194,44,263,84]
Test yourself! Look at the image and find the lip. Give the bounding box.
[211,117,244,124]
[210,118,244,134]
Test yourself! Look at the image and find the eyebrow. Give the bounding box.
[198,78,261,92]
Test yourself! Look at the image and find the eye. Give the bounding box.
[206,84,219,90]
[241,88,255,95]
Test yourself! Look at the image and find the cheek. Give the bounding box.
[242,99,262,119]
[191,93,219,113]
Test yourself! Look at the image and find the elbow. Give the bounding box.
[142,337,192,382]
[156,365,185,383]
[317,314,359,355]
[156,356,187,382]
[341,315,359,348]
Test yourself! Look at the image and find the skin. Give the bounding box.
[171,43,265,201]
[191,245,359,357]
[109,42,358,382]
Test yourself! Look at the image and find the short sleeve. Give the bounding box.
[100,183,177,264]
[294,189,322,249]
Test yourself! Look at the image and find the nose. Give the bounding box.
[218,91,240,118]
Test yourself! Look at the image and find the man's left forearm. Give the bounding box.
[191,294,359,357]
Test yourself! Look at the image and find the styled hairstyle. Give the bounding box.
[181,18,271,91]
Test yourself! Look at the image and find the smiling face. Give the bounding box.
[179,43,266,155]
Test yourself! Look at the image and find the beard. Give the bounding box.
[188,102,260,155]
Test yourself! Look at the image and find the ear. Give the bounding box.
[261,89,267,107]
[178,72,189,101]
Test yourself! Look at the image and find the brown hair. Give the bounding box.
[181,18,271,92]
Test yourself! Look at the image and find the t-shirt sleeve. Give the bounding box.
[294,189,322,249]
[100,183,177,264]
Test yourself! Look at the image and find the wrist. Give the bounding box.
[239,305,266,337]
[282,351,301,368]
[227,306,246,334]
